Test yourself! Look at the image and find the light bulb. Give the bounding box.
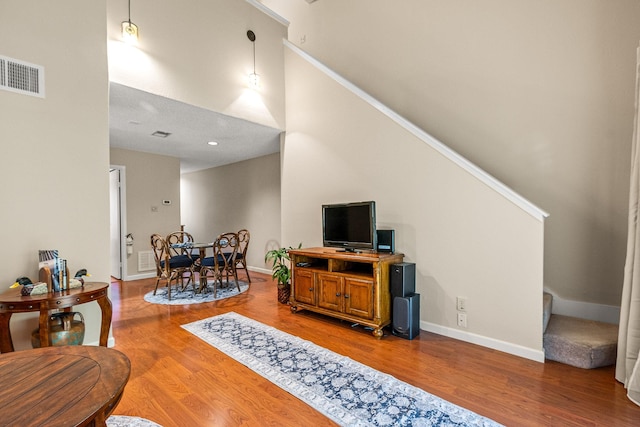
[248,72,260,89]
[121,21,139,44]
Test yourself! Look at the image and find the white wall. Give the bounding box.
[0,0,109,349]
[180,153,281,272]
[282,48,545,360]
[110,148,182,279]
[262,0,640,312]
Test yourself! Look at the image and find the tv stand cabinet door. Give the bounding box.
[344,277,374,320]
[317,273,343,312]
[293,269,315,306]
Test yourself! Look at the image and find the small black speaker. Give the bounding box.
[390,262,415,298]
[392,294,420,340]
[377,229,395,253]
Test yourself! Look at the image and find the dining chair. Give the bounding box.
[166,231,199,261]
[199,235,240,297]
[217,232,240,287]
[150,234,194,300]
[234,229,251,283]
[166,231,198,289]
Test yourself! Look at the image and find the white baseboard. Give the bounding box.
[248,266,271,275]
[123,267,268,283]
[544,290,620,324]
[123,272,156,281]
[420,321,545,363]
[85,336,117,348]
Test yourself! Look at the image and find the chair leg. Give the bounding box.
[153,277,161,295]
[244,264,251,283]
[232,268,240,292]
[198,270,208,294]
[213,275,221,299]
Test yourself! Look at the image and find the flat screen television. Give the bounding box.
[322,201,377,252]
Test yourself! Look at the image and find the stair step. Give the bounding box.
[543,314,618,369]
[543,292,552,333]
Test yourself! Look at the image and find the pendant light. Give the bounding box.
[121,0,139,44]
[247,30,259,89]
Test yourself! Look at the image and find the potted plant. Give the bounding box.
[265,244,301,304]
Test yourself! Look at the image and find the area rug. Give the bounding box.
[106,415,162,427]
[144,281,249,305]
[181,312,502,427]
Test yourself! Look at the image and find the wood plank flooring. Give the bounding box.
[109,272,640,426]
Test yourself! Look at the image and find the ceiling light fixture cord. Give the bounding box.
[247,30,258,88]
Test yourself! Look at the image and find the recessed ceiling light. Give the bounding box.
[207,141,218,146]
[128,120,140,125]
[151,130,171,138]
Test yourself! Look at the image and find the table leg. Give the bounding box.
[96,296,113,347]
[39,308,50,347]
[0,313,14,353]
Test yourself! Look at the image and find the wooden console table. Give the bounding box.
[0,282,112,353]
[289,247,403,338]
[0,345,130,426]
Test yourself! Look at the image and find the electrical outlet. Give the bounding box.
[457,313,468,328]
[456,297,467,311]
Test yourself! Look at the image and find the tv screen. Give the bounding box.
[322,201,376,251]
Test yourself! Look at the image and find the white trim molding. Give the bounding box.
[245,0,289,27]
[422,321,545,363]
[545,290,620,325]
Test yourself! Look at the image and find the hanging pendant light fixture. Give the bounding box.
[247,30,260,89]
[121,0,139,44]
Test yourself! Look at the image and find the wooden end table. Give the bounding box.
[0,282,112,353]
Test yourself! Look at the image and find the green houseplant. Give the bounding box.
[265,244,301,304]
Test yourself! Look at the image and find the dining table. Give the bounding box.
[191,242,214,260]
[171,242,213,294]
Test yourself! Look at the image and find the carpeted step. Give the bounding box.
[543,314,618,369]
[543,292,552,333]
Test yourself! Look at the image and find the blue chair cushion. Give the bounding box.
[201,254,233,267]
[161,255,193,269]
[219,253,234,264]
[200,256,215,267]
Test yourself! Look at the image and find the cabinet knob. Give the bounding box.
[335,293,341,297]
[344,294,350,298]
[308,288,314,291]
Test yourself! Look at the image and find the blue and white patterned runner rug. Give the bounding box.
[182,312,502,427]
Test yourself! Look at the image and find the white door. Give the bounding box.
[109,168,122,279]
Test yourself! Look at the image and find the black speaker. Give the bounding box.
[377,229,395,253]
[390,262,415,298]
[392,294,420,340]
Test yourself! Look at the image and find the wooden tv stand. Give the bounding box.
[289,247,403,338]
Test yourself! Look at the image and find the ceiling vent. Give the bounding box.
[0,55,45,98]
[151,130,171,138]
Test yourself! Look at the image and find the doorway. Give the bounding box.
[109,166,127,280]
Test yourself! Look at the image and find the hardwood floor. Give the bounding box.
[109,272,640,426]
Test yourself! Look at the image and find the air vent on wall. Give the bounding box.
[138,250,156,272]
[0,55,45,98]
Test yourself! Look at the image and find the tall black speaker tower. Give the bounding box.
[392,294,420,340]
[390,262,419,339]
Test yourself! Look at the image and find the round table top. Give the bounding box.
[0,282,109,313]
[0,345,130,426]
